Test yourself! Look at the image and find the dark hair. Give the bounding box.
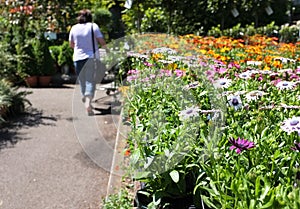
[77,9,92,23]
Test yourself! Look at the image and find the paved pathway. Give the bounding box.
[0,83,121,209]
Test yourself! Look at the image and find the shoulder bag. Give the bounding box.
[90,23,106,83]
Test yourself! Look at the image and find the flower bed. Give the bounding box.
[120,34,300,208]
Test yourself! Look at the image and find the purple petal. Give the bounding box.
[230,145,236,151]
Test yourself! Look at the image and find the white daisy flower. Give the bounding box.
[151,47,177,54]
[158,59,174,64]
[168,55,186,62]
[278,68,293,74]
[178,106,200,120]
[249,69,260,74]
[245,90,268,101]
[238,71,253,79]
[281,116,300,135]
[246,61,262,66]
[274,57,296,63]
[127,52,148,59]
[259,70,272,75]
[235,90,247,95]
[227,95,243,110]
[183,81,200,90]
[213,78,232,89]
[275,81,296,90]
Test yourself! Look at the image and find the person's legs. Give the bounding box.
[74,58,89,98]
[85,66,96,98]
[84,60,96,115]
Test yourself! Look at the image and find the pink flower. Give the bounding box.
[127,75,138,82]
[144,62,153,67]
[291,142,300,151]
[219,67,228,74]
[271,78,282,86]
[127,69,139,75]
[175,69,185,77]
[229,137,255,154]
[289,74,299,80]
[159,69,172,77]
[228,62,240,69]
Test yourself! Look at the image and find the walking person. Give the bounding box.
[69,9,108,116]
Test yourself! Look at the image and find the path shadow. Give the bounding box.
[0,107,58,150]
[93,106,113,115]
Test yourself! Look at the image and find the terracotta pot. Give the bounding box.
[38,76,52,87]
[25,76,38,87]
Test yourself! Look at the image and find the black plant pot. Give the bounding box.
[162,196,200,209]
[134,191,207,209]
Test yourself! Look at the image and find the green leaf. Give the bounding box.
[169,170,180,183]
[260,191,274,209]
[249,199,256,209]
[259,177,271,202]
[255,176,261,197]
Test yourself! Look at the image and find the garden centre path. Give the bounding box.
[0,83,121,209]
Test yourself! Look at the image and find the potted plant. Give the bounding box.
[16,40,40,87]
[49,45,61,72]
[57,41,74,76]
[32,34,56,87]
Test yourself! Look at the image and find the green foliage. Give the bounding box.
[206,21,298,43]
[102,189,133,209]
[279,24,300,43]
[93,8,112,28]
[0,79,31,124]
[57,41,73,67]
[49,45,61,65]
[16,40,39,78]
[31,34,56,76]
[0,42,22,82]
[121,34,300,208]
[140,7,167,33]
[93,8,113,40]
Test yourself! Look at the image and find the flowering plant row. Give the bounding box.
[120,34,300,208]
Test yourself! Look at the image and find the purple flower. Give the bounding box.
[144,62,153,67]
[291,142,300,152]
[127,75,138,82]
[175,69,185,77]
[229,137,255,154]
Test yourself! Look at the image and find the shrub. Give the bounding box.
[0,79,30,124]
[57,41,73,67]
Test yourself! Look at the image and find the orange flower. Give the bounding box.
[124,148,131,157]
[168,63,178,70]
[272,60,283,69]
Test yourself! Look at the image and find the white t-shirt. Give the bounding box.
[69,22,103,61]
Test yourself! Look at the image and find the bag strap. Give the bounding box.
[91,23,96,58]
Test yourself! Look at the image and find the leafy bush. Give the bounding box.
[0,42,23,82]
[32,34,55,76]
[57,41,73,67]
[93,7,112,39]
[0,79,31,124]
[102,189,133,209]
[208,22,297,43]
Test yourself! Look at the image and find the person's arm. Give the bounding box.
[97,37,109,52]
[69,28,75,49]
